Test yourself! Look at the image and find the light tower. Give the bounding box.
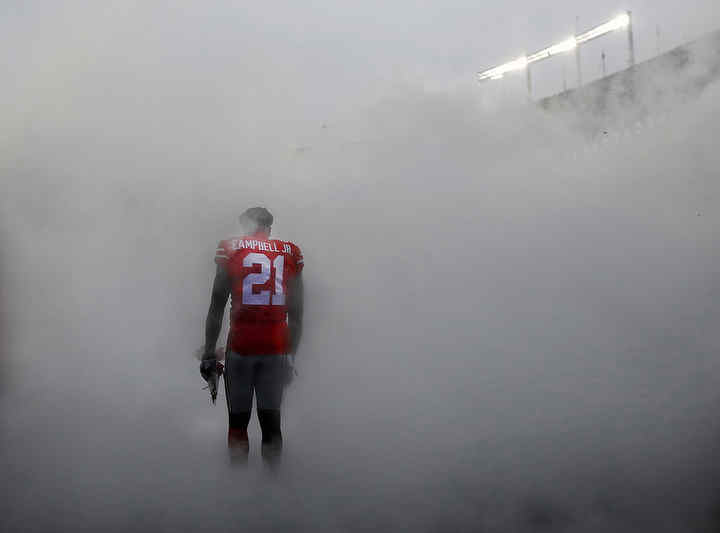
[478,11,635,99]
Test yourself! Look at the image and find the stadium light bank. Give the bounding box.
[478,11,635,97]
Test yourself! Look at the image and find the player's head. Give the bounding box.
[239,207,273,237]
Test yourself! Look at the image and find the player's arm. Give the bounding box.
[204,264,230,360]
[287,271,304,355]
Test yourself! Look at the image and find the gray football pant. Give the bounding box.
[223,352,286,413]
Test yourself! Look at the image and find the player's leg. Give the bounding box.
[223,351,255,461]
[255,355,286,465]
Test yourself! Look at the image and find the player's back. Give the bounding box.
[215,236,303,355]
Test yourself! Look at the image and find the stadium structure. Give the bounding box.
[477,10,720,141]
[540,29,720,139]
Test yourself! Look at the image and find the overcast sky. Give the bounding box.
[2,1,719,122]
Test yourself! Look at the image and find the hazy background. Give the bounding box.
[1,1,720,532]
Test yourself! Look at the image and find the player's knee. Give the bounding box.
[229,411,251,430]
[257,408,282,445]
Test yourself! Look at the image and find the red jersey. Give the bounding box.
[215,235,304,355]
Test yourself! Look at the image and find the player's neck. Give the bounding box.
[248,230,270,240]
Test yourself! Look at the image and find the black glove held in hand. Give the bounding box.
[200,358,217,382]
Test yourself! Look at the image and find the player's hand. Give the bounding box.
[200,358,223,405]
[200,358,218,382]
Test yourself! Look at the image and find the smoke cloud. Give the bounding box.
[1,2,720,532]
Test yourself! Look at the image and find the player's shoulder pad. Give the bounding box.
[287,240,304,268]
[214,238,232,266]
[273,238,303,268]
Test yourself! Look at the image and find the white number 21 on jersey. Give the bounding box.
[241,253,285,306]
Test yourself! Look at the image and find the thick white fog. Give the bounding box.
[2,2,720,532]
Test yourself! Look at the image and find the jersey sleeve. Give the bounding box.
[214,240,230,267]
[292,243,304,274]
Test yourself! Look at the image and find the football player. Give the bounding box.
[200,207,304,465]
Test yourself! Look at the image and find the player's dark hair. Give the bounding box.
[239,207,273,229]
